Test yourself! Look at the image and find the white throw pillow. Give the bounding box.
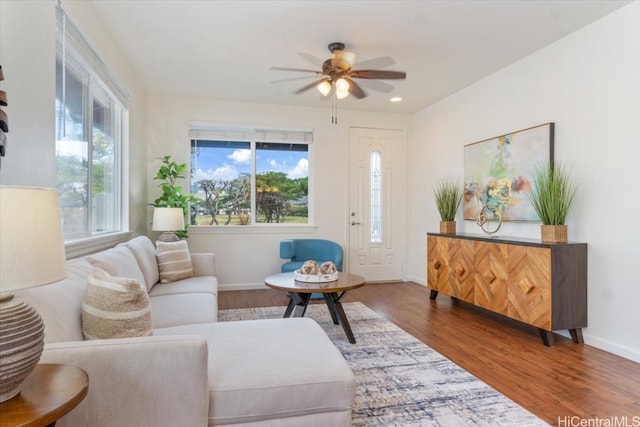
[82,268,152,340]
[156,240,194,283]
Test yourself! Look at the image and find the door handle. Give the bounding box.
[351,221,361,226]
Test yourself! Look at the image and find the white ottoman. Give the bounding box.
[155,317,356,426]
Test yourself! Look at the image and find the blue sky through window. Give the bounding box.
[191,141,308,184]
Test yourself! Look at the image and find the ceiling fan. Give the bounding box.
[271,42,407,100]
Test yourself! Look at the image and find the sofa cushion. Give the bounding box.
[154,318,356,425]
[149,292,217,328]
[85,246,146,289]
[156,240,194,283]
[82,268,152,340]
[149,275,218,298]
[122,235,160,292]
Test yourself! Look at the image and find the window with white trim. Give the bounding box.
[190,126,311,226]
[55,5,129,241]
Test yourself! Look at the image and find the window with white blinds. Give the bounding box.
[55,4,130,241]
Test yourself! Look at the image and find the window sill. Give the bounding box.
[64,231,133,259]
[187,224,318,235]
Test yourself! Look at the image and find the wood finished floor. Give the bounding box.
[219,282,640,426]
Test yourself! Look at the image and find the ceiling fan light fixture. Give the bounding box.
[317,80,332,96]
[332,50,356,70]
[336,78,350,99]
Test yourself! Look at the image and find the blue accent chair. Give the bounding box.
[279,239,344,273]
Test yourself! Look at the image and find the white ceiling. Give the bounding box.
[91,0,631,114]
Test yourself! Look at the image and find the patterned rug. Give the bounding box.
[219,302,548,427]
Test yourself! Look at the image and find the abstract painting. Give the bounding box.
[463,123,554,221]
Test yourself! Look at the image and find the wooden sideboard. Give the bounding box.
[427,232,587,346]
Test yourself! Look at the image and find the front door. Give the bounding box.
[348,127,404,281]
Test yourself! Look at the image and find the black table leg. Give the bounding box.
[283,298,296,318]
[325,292,356,344]
[285,293,311,318]
[324,293,340,324]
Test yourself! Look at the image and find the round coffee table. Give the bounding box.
[264,272,366,343]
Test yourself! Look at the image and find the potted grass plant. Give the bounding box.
[527,162,577,243]
[433,178,462,234]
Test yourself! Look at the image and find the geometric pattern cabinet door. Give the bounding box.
[427,235,474,303]
[507,245,551,330]
[427,232,587,346]
[473,241,508,314]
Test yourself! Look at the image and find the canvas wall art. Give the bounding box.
[463,123,554,221]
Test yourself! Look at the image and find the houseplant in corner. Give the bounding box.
[433,178,462,234]
[527,162,577,243]
[152,155,200,238]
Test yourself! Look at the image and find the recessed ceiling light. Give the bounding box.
[390,97,402,102]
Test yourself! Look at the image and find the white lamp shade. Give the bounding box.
[0,186,67,291]
[152,207,185,231]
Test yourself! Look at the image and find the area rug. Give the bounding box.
[219,302,548,427]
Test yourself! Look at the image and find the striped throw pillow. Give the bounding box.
[82,268,152,340]
[156,240,194,283]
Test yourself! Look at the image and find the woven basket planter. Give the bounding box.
[541,224,567,243]
[440,221,456,235]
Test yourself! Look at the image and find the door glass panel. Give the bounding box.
[370,150,382,243]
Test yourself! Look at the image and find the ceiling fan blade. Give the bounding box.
[294,78,330,94]
[343,77,367,99]
[355,79,394,93]
[351,70,406,80]
[298,52,323,67]
[352,56,395,70]
[271,66,322,74]
[270,75,316,84]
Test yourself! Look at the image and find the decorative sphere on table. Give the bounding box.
[319,261,337,275]
[301,260,319,275]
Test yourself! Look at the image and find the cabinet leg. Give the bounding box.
[539,329,555,347]
[429,290,439,300]
[569,328,584,344]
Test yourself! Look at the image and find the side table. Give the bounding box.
[0,364,89,427]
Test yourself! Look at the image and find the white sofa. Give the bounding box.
[15,235,356,426]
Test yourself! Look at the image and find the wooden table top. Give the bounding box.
[0,364,89,427]
[264,272,366,293]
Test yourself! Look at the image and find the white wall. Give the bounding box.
[407,2,640,362]
[0,1,149,240]
[146,94,409,288]
[0,1,56,185]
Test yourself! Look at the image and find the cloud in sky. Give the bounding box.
[288,158,308,179]
[228,149,251,164]
[194,164,239,182]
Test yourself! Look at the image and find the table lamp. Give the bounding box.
[152,207,185,242]
[0,186,67,403]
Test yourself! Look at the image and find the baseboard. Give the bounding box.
[404,275,427,286]
[581,333,640,363]
[219,282,269,291]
